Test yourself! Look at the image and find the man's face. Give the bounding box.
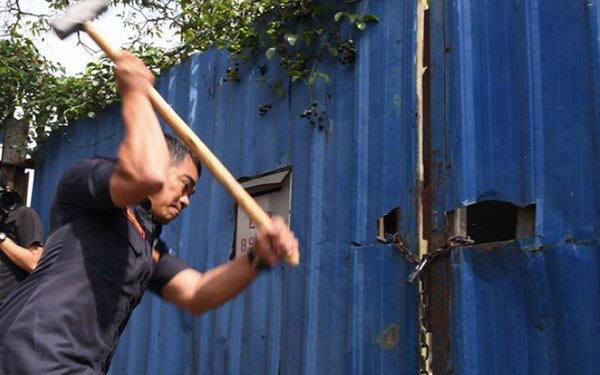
[149,154,198,224]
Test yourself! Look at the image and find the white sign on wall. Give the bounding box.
[235,169,292,259]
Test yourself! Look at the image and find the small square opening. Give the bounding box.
[377,207,401,242]
[447,201,536,245]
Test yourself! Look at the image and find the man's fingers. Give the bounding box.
[269,219,298,260]
[254,215,299,267]
[255,227,277,266]
[267,216,285,236]
[114,52,155,95]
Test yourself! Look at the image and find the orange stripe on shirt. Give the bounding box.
[124,206,146,240]
[152,249,160,264]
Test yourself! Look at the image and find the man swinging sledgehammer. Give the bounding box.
[0,7,299,375]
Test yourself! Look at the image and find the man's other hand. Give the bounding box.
[114,51,154,97]
[254,216,299,268]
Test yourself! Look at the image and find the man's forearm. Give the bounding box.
[0,238,42,273]
[163,255,261,315]
[110,53,171,207]
[119,92,169,182]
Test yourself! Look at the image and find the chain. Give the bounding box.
[418,270,430,374]
[391,233,420,265]
[407,235,473,284]
[417,236,470,375]
[63,128,123,150]
[429,235,474,259]
[396,234,473,375]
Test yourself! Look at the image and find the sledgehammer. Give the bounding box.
[52,0,299,266]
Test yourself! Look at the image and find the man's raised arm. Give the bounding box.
[109,52,170,208]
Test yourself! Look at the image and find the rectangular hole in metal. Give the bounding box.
[447,202,536,245]
[377,207,401,242]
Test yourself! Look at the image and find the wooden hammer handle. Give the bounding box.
[83,21,299,266]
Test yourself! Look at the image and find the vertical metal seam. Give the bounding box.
[523,0,544,243]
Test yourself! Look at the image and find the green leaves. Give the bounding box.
[0,35,159,151]
[265,47,277,60]
[362,15,380,23]
[0,37,60,133]
[1,0,381,150]
[334,11,345,22]
[285,33,298,46]
[334,10,379,30]
[308,72,330,86]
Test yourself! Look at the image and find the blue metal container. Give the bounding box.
[31,1,419,374]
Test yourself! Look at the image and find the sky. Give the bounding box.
[20,0,177,75]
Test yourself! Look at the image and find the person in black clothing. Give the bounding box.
[0,52,298,374]
[0,171,44,306]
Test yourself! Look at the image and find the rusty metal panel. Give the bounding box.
[31,1,419,374]
[429,0,600,373]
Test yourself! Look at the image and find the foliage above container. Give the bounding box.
[0,0,378,152]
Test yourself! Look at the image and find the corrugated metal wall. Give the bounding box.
[429,0,600,373]
[31,1,419,374]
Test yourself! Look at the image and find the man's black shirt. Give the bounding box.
[0,205,44,305]
[0,158,190,374]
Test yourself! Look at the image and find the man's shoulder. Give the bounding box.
[7,205,39,219]
[65,157,116,173]
[53,156,120,213]
[10,205,34,213]
[59,157,117,187]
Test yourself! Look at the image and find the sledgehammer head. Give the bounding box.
[52,0,109,39]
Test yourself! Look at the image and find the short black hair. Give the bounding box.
[164,133,202,177]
